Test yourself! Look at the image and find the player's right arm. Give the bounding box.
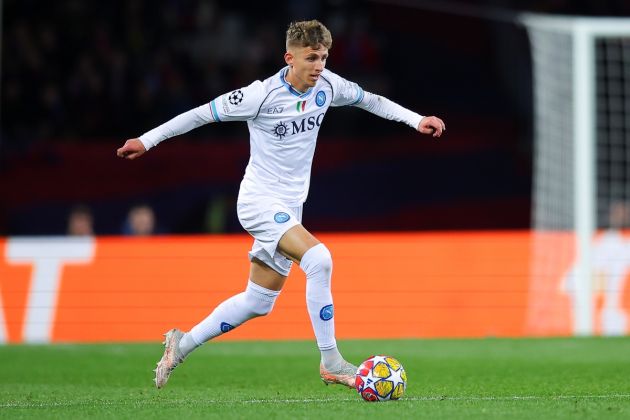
[116,81,265,160]
[117,138,147,160]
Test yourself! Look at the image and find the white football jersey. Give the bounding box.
[139,67,423,206]
[209,67,365,206]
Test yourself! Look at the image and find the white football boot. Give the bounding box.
[319,360,358,388]
[154,328,185,389]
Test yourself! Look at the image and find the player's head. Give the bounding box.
[285,20,332,51]
[285,20,332,90]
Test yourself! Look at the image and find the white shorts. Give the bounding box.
[237,199,303,276]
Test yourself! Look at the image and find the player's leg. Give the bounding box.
[184,258,284,344]
[154,259,286,389]
[248,256,288,291]
[278,224,357,388]
[155,201,298,388]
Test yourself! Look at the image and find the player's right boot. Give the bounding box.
[154,328,185,389]
[320,360,358,388]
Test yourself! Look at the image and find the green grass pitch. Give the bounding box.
[1,337,629,419]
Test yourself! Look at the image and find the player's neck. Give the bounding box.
[285,68,308,94]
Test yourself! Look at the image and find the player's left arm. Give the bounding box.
[356,92,446,138]
[325,69,445,138]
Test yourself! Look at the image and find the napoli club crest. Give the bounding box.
[316,91,326,107]
[319,304,334,320]
[274,212,290,223]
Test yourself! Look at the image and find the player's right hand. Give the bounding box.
[418,116,446,138]
[117,138,147,160]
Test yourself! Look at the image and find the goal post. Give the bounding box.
[522,14,630,336]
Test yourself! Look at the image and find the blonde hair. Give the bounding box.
[286,20,332,51]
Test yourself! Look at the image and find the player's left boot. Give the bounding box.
[154,328,185,389]
[320,360,358,388]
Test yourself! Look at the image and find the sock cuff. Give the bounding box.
[185,331,203,348]
[299,243,330,271]
[246,280,280,303]
[318,340,338,351]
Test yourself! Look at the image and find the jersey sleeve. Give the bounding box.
[323,69,365,107]
[138,103,214,150]
[355,91,424,130]
[209,80,266,122]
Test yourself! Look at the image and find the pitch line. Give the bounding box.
[2,394,630,408]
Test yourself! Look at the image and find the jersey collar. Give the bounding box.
[280,67,313,98]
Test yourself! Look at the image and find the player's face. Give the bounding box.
[285,45,328,92]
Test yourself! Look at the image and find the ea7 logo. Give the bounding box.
[267,106,283,114]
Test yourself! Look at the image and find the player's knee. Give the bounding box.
[245,281,279,317]
[249,299,275,317]
[300,243,333,279]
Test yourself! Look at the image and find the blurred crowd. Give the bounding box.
[4,0,279,146]
[2,0,386,149]
[67,203,159,236]
[2,0,630,235]
[4,0,629,149]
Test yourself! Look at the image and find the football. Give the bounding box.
[354,355,407,402]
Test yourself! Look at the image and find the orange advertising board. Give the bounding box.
[1,232,629,343]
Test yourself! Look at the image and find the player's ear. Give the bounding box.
[284,51,294,67]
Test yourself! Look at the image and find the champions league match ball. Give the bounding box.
[354,355,407,402]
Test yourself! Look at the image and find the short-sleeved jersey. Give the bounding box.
[209,67,364,206]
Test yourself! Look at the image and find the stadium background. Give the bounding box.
[1,0,630,345]
[0,0,547,235]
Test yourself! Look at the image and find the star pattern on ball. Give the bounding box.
[355,355,407,402]
[389,364,403,384]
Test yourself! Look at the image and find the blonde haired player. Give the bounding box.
[117,20,445,390]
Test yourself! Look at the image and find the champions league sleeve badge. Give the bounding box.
[228,90,244,106]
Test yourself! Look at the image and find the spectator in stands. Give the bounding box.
[67,204,94,236]
[123,204,156,236]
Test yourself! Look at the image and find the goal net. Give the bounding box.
[523,14,630,336]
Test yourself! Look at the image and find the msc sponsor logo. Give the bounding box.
[273,122,289,140]
[271,113,325,139]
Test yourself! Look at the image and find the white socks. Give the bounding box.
[178,243,342,368]
[321,347,345,371]
[178,331,198,356]
[179,280,280,357]
[300,243,337,355]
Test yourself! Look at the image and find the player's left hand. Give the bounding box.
[418,116,446,138]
